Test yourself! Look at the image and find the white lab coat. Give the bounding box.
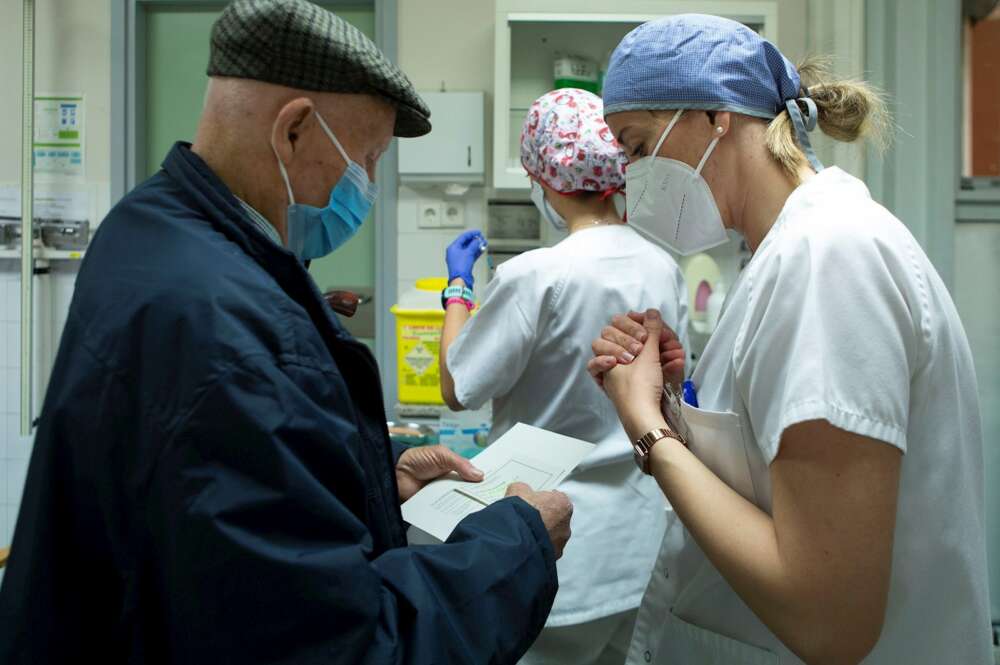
[626,168,993,664]
[448,223,689,626]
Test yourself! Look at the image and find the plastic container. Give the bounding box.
[391,277,449,405]
[553,53,600,94]
[439,410,492,459]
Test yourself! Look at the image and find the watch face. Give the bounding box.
[661,383,692,444]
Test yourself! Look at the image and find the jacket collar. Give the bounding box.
[162,142,288,266]
[160,141,353,343]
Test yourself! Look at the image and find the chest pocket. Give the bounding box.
[679,402,759,505]
[655,609,778,665]
[327,335,406,550]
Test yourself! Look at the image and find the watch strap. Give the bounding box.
[633,427,685,474]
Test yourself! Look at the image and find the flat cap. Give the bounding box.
[208,0,431,137]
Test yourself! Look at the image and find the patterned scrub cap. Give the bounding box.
[520,88,627,194]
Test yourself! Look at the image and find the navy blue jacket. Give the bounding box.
[0,143,557,664]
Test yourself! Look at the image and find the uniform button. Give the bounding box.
[644,650,652,662]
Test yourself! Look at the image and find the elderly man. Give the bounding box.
[0,1,571,663]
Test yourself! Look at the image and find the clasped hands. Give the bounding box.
[587,309,686,440]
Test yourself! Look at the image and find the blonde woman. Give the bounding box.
[588,14,991,665]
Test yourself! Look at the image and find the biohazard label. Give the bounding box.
[405,343,435,375]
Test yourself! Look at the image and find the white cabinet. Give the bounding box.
[399,92,484,182]
[492,1,779,190]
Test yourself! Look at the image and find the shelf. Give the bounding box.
[0,247,86,260]
[399,173,485,186]
[395,403,453,419]
[493,3,778,190]
[487,238,542,250]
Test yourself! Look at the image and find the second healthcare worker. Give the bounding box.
[589,14,992,665]
[439,88,690,665]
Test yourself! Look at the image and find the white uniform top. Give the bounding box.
[627,168,992,664]
[447,223,689,626]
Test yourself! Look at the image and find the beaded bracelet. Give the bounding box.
[441,285,475,310]
[445,296,476,312]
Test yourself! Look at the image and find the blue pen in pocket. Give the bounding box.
[682,379,699,408]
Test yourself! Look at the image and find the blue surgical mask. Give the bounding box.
[274,112,378,261]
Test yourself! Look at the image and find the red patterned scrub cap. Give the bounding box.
[520,88,627,195]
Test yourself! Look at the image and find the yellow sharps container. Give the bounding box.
[390,278,449,405]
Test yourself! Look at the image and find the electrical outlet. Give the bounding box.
[441,201,465,228]
[417,200,442,228]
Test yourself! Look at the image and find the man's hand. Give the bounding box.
[505,482,573,559]
[588,309,685,390]
[396,445,484,503]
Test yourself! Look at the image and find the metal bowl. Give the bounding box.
[386,421,437,446]
[40,220,89,250]
[0,220,39,248]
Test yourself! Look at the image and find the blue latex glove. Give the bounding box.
[446,229,486,289]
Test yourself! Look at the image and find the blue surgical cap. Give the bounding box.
[603,14,823,170]
[603,14,799,118]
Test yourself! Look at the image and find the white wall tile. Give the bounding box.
[398,230,454,282]
[0,462,6,525]
[1,509,9,551]
[6,457,26,505]
[1,322,17,368]
[3,504,16,547]
[11,435,29,462]
[1,280,18,325]
[1,415,13,460]
[3,368,19,415]
[0,413,11,554]
[397,187,420,234]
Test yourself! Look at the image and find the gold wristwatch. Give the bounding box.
[632,427,686,475]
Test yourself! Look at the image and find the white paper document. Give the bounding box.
[0,183,91,221]
[401,423,594,542]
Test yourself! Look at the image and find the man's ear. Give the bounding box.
[271,97,315,166]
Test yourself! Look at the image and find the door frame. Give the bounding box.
[864,0,962,289]
[110,0,400,415]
